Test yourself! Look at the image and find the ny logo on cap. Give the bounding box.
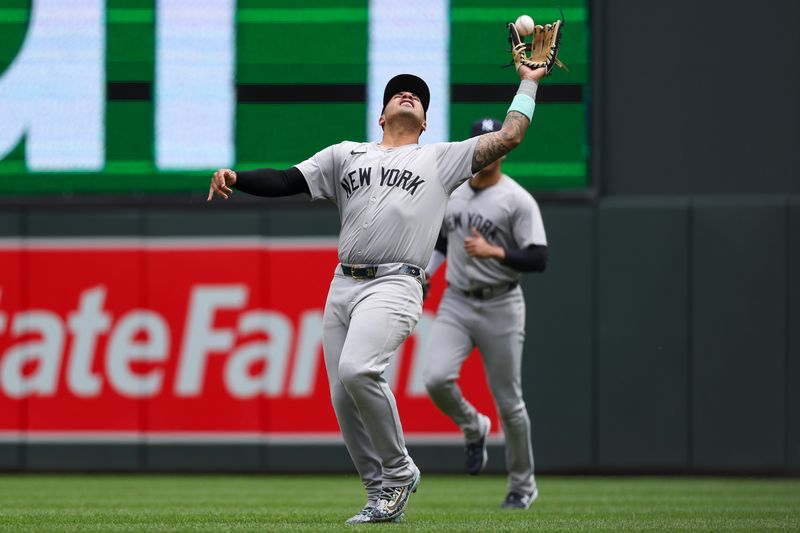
[481,119,495,132]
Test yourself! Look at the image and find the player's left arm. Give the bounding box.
[502,244,547,272]
[471,65,545,174]
[464,228,547,272]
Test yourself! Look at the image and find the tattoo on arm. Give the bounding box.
[470,111,530,174]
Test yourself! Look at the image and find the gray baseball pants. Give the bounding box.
[423,285,536,496]
[322,269,422,503]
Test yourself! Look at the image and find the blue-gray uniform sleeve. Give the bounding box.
[294,144,341,202]
[434,137,480,194]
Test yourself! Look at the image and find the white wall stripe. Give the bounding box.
[368,0,450,144]
[0,431,504,445]
[156,0,235,169]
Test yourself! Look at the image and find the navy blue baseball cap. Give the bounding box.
[470,117,503,137]
[382,74,430,113]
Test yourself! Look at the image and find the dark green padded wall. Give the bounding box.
[789,199,800,472]
[0,211,21,236]
[261,206,341,237]
[524,207,594,470]
[691,198,787,471]
[26,210,143,237]
[144,444,261,473]
[596,198,689,469]
[25,444,141,472]
[144,208,262,237]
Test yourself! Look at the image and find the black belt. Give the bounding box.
[455,281,519,300]
[341,264,423,280]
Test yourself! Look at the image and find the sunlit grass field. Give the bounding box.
[0,474,797,532]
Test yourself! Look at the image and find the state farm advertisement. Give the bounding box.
[0,239,498,442]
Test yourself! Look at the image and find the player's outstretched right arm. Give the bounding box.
[470,65,546,174]
[207,167,310,201]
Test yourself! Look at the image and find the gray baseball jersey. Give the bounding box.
[293,137,480,506]
[442,174,546,289]
[296,139,480,268]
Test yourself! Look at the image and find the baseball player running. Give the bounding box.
[208,64,546,523]
[422,117,547,510]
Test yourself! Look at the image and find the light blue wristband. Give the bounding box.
[507,94,535,121]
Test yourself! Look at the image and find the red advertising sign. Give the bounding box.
[0,239,498,442]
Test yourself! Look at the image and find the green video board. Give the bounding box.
[0,0,589,196]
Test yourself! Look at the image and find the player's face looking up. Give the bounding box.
[394,91,420,107]
[380,91,426,134]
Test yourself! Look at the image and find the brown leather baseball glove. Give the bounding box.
[508,19,566,76]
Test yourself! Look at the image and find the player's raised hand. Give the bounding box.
[207,168,237,201]
[517,64,547,83]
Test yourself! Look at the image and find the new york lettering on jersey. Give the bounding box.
[340,167,373,198]
[339,166,425,199]
[441,176,547,290]
[443,211,500,242]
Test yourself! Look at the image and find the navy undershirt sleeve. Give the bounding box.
[501,244,547,272]
[232,166,310,197]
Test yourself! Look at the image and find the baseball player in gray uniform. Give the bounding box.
[422,117,548,510]
[208,66,545,523]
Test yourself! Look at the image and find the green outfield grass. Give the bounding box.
[0,474,797,532]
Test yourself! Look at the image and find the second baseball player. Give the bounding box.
[422,117,548,510]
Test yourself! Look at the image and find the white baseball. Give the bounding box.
[515,15,535,36]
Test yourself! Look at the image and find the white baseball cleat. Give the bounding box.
[345,504,404,525]
[368,471,421,522]
[345,505,375,525]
